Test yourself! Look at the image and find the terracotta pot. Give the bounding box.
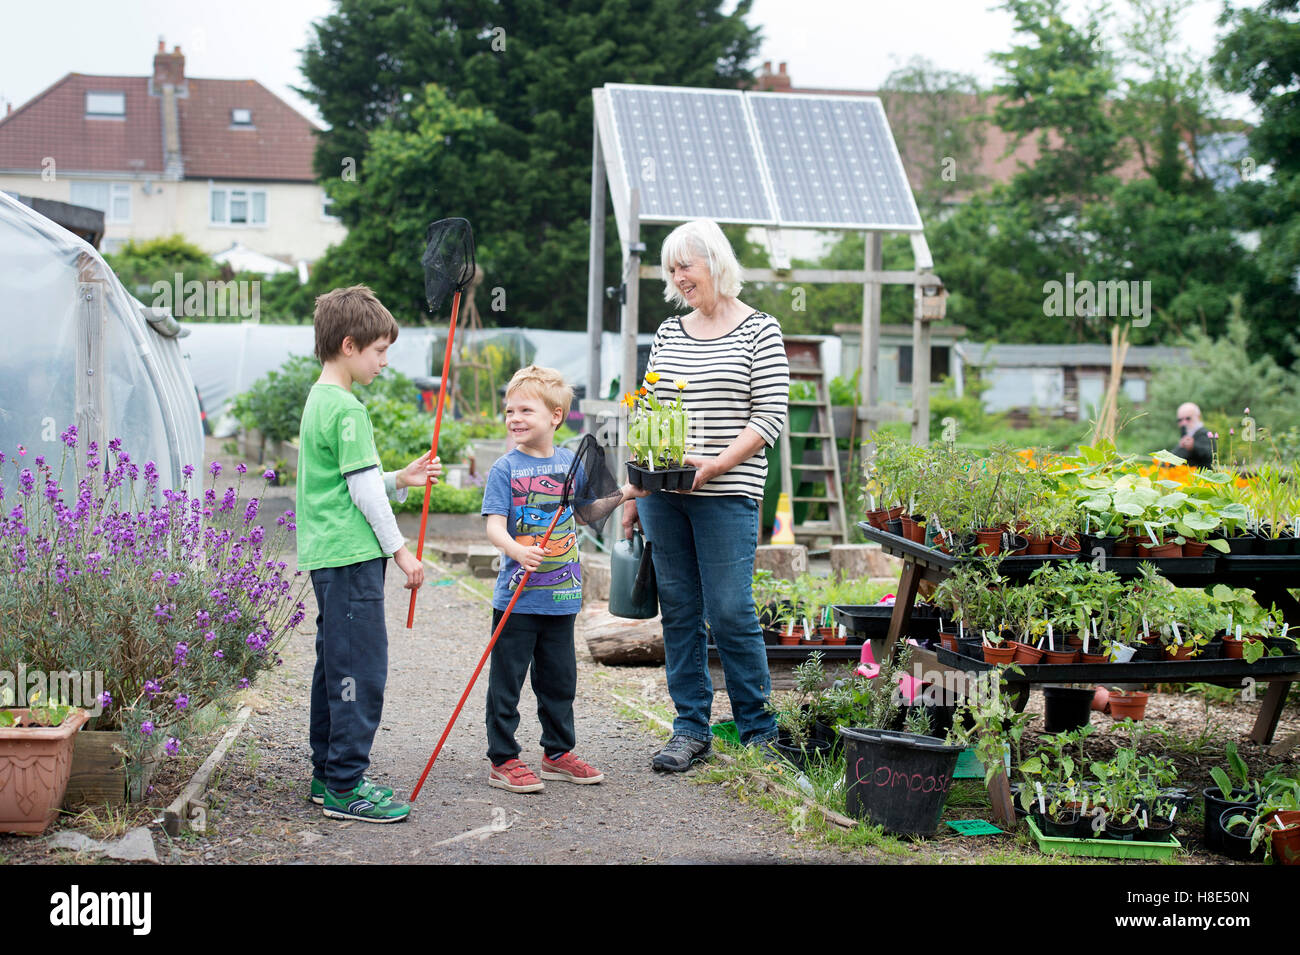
[899,514,926,544]
[0,709,90,834]
[1080,652,1110,665]
[779,627,803,646]
[1222,636,1245,659]
[801,631,824,646]
[1182,540,1209,557]
[866,508,891,529]
[975,528,1003,556]
[1138,541,1182,558]
[1169,642,1200,661]
[1049,535,1081,555]
[1113,537,1137,557]
[1041,647,1080,664]
[1026,536,1051,555]
[981,643,1017,664]
[1267,810,1300,865]
[1012,641,1044,664]
[819,627,846,646]
[939,631,960,653]
[1091,686,1111,712]
[1109,691,1149,721]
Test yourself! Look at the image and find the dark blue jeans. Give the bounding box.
[637,492,776,744]
[309,557,388,792]
[486,609,578,766]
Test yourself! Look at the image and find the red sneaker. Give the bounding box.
[540,752,605,785]
[489,758,545,793]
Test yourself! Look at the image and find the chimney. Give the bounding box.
[154,40,185,88]
[760,61,792,93]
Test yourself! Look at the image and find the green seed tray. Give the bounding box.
[1026,817,1182,860]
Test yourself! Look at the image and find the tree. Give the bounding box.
[297,0,762,329]
[990,0,1125,213]
[1211,0,1300,364]
[878,57,990,217]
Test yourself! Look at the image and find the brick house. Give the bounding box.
[0,39,344,265]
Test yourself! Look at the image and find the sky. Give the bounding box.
[0,0,1258,127]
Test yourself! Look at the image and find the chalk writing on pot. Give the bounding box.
[853,758,952,798]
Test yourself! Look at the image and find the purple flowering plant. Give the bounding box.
[0,428,307,780]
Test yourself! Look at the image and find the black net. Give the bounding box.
[562,433,622,538]
[421,218,476,313]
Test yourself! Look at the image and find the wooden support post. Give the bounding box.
[1250,679,1291,745]
[585,113,607,429]
[881,559,921,662]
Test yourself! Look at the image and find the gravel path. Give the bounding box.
[174,551,852,864]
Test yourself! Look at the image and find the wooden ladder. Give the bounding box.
[780,336,848,546]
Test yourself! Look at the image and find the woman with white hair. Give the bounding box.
[622,218,789,771]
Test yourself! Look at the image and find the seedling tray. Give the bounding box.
[1222,554,1300,573]
[833,604,940,637]
[936,646,1300,683]
[1026,817,1181,860]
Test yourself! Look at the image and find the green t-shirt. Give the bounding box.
[296,383,387,570]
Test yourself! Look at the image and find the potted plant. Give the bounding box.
[0,435,306,802]
[1204,741,1271,854]
[0,694,90,834]
[624,373,695,490]
[767,652,836,770]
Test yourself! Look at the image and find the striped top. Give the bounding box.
[646,311,789,500]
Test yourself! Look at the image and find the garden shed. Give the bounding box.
[0,191,202,489]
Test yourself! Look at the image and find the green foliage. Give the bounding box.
[230,355,320,443]
[299,0,761,330]
[1124,302,1300,456]
[104,235,223,300]
[391,481,484,515]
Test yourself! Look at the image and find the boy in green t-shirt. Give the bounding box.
[297,285,441,823]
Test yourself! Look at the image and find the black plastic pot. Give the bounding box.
[1037,811,1080,838]
[1134,642,1165,662]
[957,636,984,659]
[1105,816,1140,841]
[885,517,904,536]
[1204,787,1261,853]
[773,733,834,773]
[1218,808,1265,861]
[839,727,963,837]
[626,462,697,492]
[1042,685,1095,733]
[1265,635,1299,654]
[1081,534,1117,557]
[1224,534,1256,555]
[1143,819,1175,843]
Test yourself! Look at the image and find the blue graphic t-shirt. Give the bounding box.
[481,448,582,615]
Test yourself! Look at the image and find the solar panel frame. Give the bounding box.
[747,92,924,232]
[604,84,779,226]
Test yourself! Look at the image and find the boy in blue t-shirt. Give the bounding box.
[480,365,636,792]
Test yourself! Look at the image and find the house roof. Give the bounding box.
[0,70,319,182]
[957,342,1188,368]
[0,75,164,174]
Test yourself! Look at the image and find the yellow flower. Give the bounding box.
[674,379,688,391]
[644,371,661,385]
[621,391,635,408]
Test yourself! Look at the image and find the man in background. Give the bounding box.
[1172,402,1213,467]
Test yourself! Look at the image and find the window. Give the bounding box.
[70,181,131,223]
[231,108,252,126]
[85,91,125,118]
[321,191,339,221]
[897,345,951,385]
[209,186,267,226]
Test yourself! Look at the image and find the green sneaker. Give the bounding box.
[321,780,410,824]
[310,776,394,806]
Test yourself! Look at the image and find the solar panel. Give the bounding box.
[605,84,777,224]
[747,93,923,231]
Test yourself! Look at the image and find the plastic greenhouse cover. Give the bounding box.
[0,192,202,496]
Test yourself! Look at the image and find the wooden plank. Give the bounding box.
[881,560,921,663]
[66,730,127,807]
[163,705,252,837]
[1249,680,1291,745]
